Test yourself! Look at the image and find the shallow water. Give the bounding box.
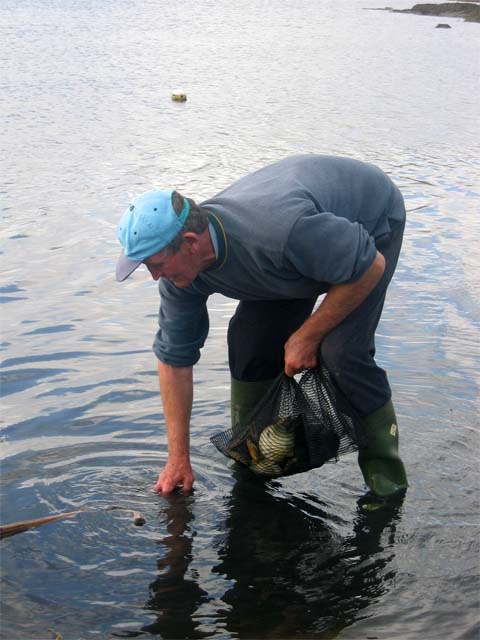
[1,0,479,638]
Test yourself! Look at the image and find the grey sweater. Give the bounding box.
[153,155,405,366]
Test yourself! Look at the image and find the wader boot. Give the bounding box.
[358,399,408,498]
[230,377,275,432]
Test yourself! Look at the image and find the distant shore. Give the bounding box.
[375,2,480,23]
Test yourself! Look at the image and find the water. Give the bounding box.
[1,0,479,638]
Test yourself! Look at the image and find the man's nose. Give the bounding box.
[147,266,162,280]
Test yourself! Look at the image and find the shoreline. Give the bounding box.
[370,2,480,23]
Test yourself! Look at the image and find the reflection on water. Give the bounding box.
[210,475,404,640]
[103,474,405,640]
[142,494,210,640]
[1,0,479,638]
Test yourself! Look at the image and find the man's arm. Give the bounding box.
[284,251,386,376]
[153,361,195,494]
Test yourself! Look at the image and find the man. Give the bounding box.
[116,154,408,498]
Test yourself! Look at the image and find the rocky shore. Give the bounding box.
[381,2,480,22]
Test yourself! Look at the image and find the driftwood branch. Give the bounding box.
[1,507,146,539]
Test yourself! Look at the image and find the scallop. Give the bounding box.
[258,420,295,462]
[246,438,261,462]
[227,449,250,466]
[250,458,283,477]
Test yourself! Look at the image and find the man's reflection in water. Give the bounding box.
[213,470,404,638]
[142,493,209,639]
[141,471,403,639]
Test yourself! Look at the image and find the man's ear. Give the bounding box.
[172,191,186,216]
[182,232,200,252]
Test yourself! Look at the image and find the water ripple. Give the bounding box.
[1,0,479,638]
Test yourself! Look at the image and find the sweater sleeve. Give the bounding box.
[284,210,377,284]
[153,279,210,367]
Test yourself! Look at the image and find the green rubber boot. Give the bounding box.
[358,399,408,498]
[230,377,276,433]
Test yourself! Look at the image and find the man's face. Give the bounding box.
[143,241,200,288]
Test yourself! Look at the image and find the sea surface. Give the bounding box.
[1,1,479,639]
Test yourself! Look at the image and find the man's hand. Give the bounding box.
[284,328,319,377]
[283,251,386,377]
[153,457,194,494]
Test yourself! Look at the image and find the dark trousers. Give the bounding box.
[227,219,405,418]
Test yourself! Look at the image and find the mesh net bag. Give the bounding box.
[211,363,366,478]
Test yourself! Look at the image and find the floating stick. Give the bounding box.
[1,506,146,539]
[0,511,82,539]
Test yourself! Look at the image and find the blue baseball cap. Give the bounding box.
[115,189,190,282]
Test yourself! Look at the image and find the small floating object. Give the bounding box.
[171,92,187,102]
[132,511,146,526]
[435,23,451,28]
[105,506,146,527]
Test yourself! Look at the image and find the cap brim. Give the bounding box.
[116,252,143,282]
